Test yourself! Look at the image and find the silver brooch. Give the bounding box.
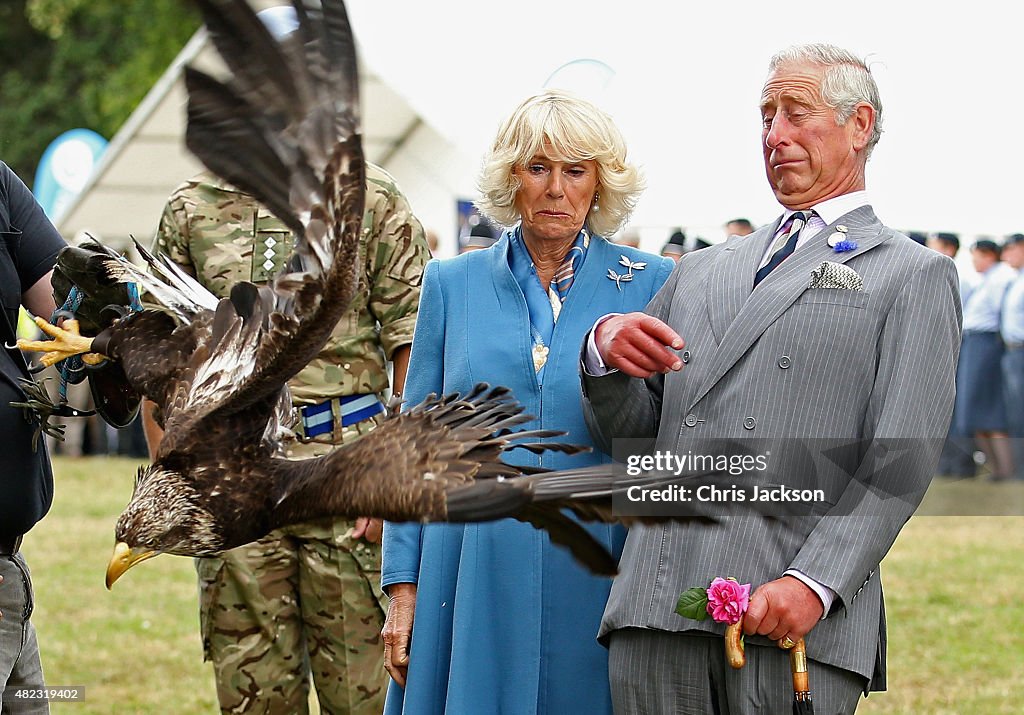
[607,255,647,291]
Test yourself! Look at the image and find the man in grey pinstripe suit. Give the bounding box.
[581,44,961,713]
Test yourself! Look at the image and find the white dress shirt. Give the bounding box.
[962,262,1017,333]
[757,191,870,268]
[1000,271,1024,343]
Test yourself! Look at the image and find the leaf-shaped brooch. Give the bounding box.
[608,255,646,291]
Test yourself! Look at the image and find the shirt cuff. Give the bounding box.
[583,314,622,377]
[784,569,835,619]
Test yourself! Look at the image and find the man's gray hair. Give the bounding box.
[769,44,883,156]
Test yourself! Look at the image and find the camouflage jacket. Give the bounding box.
[153,164,428,404]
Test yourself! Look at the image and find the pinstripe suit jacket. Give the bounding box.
[581,205,962,689]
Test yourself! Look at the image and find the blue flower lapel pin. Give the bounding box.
[608,255,646,291]
[826,224,857,253]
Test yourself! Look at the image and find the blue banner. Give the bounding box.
[33,128,108,219]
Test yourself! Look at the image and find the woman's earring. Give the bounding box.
[593,192,600,211]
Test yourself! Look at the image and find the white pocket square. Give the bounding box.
[809,261,863,291]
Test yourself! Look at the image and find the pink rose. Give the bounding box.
[705,577,751,625]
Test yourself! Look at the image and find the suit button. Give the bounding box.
[778,355,791,369]
[681,350,691,364]
[743,417,756,430]
[684,414,698,427]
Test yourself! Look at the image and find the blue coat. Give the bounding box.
[382,232,673,715]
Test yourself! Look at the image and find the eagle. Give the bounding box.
[19,0,716,587]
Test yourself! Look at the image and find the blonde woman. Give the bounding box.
[381,90,674,715]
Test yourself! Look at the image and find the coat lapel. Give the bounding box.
[485,234,544,387]
[706,218,783,342]
[686,205,889,412]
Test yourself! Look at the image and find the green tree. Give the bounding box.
[0,0,57,178]
[1,0,200,184]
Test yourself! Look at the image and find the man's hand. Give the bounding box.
[594,312,684,378]
[382,583,416,687]
[351,517,382,544]
[742,575,824,645]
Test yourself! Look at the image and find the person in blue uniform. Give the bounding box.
[380,90,674,715]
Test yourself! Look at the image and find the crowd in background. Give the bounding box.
[931,232,1024,481]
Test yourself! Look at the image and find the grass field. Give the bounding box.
[19,457,1024,713]
[26,457,218,714]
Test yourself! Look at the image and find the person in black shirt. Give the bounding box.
[0,160,66,714]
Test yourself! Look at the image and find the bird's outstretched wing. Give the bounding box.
[165,0,365,436]
[269,384,618,573]
[269,384,573,517]
[268,385,726,576]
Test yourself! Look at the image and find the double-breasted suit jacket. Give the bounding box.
[581,205,961,688]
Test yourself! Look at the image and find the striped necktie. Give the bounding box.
[754,211,808,286]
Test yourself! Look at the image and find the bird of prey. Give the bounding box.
[19,0,708,586]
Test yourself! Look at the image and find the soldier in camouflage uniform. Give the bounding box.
[142,163,429,714]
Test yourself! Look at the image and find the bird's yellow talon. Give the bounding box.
[18,317,97,364]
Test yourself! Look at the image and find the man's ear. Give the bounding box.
[849,103,876,152]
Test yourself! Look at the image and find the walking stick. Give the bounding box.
[787,637,814,714]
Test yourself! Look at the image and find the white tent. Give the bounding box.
[55,21,477,257]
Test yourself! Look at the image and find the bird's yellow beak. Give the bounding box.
[105,541,158,589]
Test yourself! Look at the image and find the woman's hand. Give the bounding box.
[382,582,417,687]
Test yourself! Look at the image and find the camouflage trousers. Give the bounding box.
[196,413,388,715]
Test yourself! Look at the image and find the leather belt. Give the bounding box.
[299,394,386,438]
[1005,341,1024,350]
[0,534,23,556]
